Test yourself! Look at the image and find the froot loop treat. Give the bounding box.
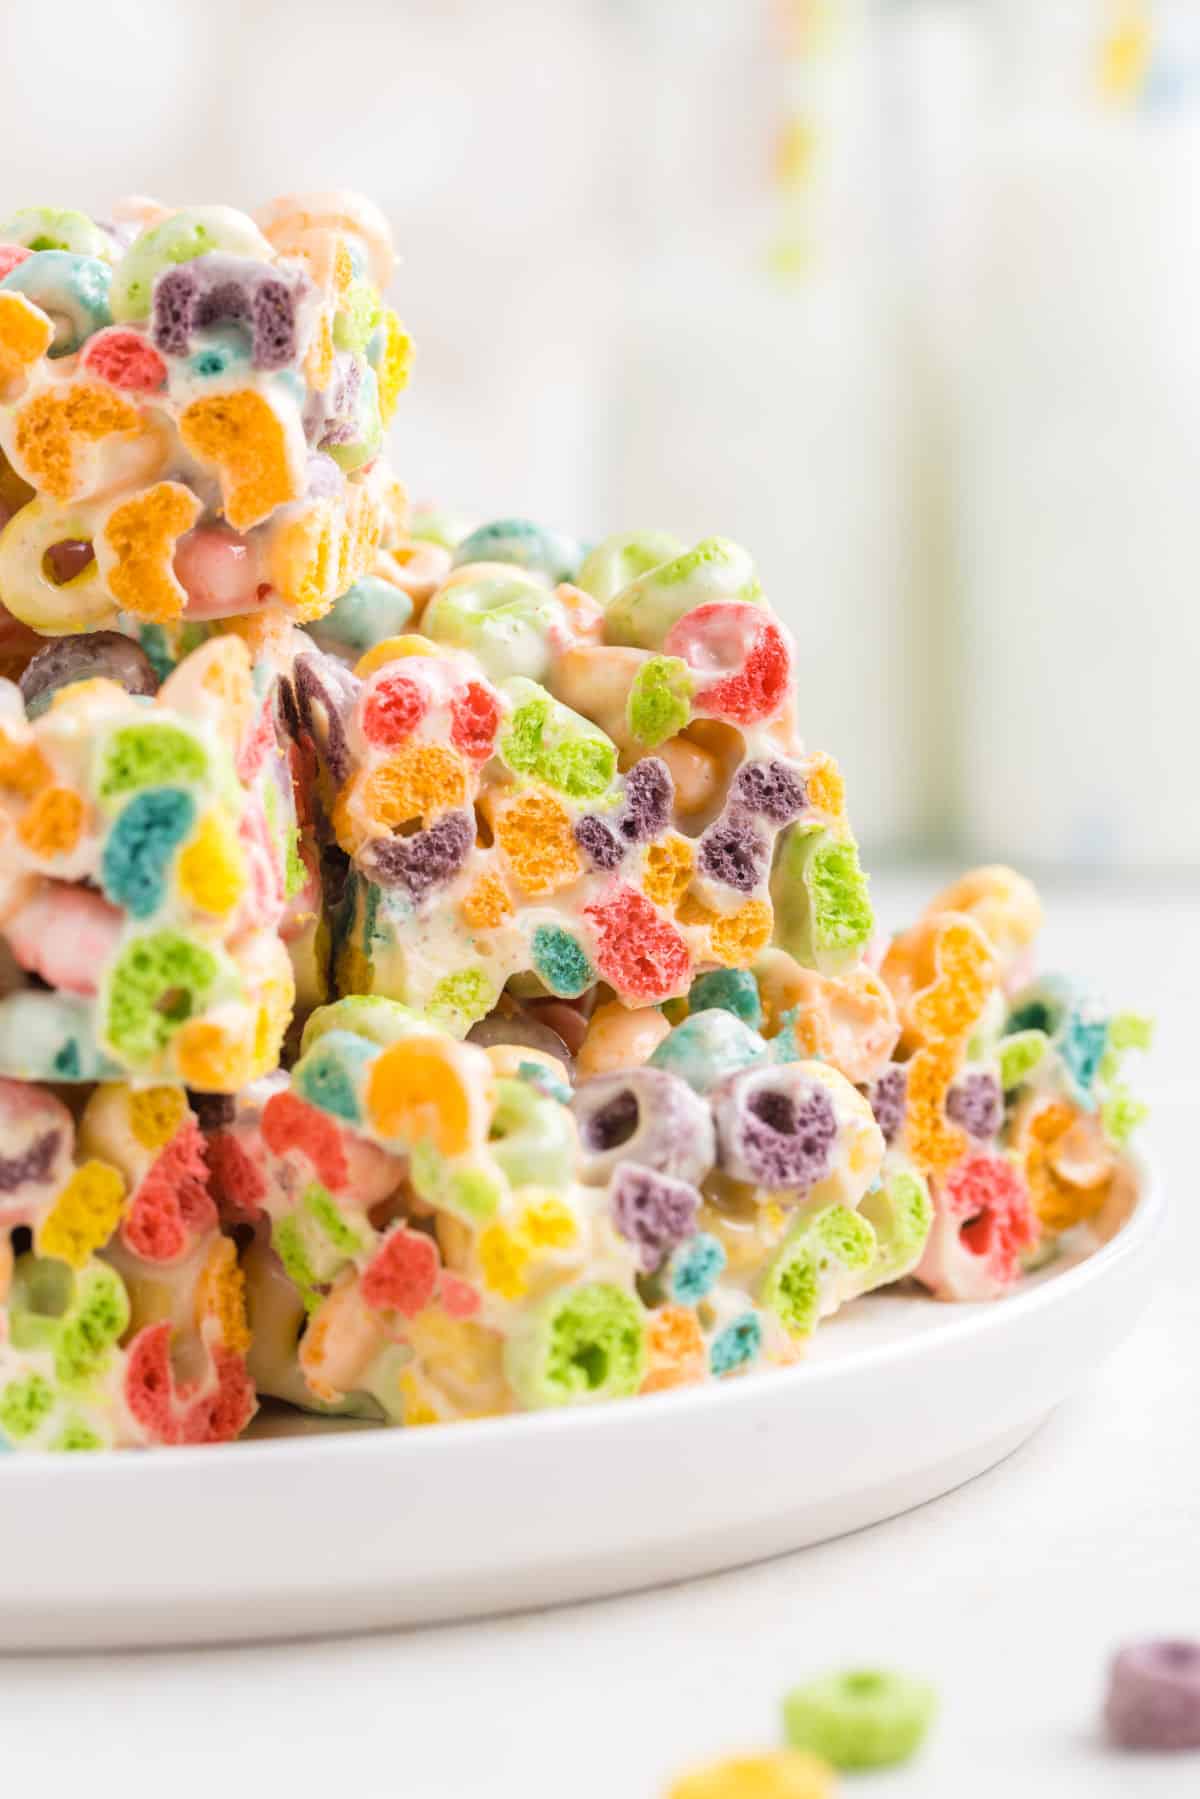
[0,191,1152,1453]
[0,192,412,645]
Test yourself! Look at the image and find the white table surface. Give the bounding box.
[1,872,1197,1799]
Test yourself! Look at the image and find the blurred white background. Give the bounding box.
[2,0,1198,869]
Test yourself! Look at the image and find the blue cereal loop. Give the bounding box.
[710,1310,763,1377]
[669,1232,726,1305]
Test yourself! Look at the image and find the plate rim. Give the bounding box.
[0,1155,1164,1480]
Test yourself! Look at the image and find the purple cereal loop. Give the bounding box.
[945,1070,1003,1141]
[362,810,474,902]
[714,1067,838,1190]
[574,814,624,872]
[618,757,673,843]
[294,653,358,785]
[869,1065,908,1146]
[1105,1640,1200,1751]
[732,758,807,824]
[304,451,345,500]
[0,1129,62,1194]
[609,1162,700,1272]
[697,812,767,893]
[151,254,312,369]
[571,1067,716,1186]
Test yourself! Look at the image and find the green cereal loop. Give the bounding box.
[505,1282,646,1409]
[627,656,693,747]
[103,930,220,1066]
[304,1182,365,1256]
[0,1372,56,1441]
[783,1668,938,1770]
[0,207,109,259]
[762,1206,876,1339]
[333,279,383,353]
[499,677,618,800]
[488,1078,575,1191]
[53,1418,104,1452]
[55,1264,130,1386]
[605,537,762,649]
[410,1142,502,1223]
[110,205,274,322]
[98,721,208,803]
[274,1216,322,1312]
[429,968,497,1036]
[575,530,683,606]
[1102,1085,1149,1148]
[1107,1011,1155,1054]
[997,1029,1048,1091]
[770,826,874,975]
[422,567,562,683]
[300,995,429,1055]
[858,1172,932,1289]
[688,968,763,1031]
[531,924,593,998]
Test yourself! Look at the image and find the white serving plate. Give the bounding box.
[0,1169,1164,1650]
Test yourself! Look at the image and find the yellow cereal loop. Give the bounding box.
[398,1369,442,1427]
[10,381,140,501]
[17,785,84,858]
[179,389,301,531]
[665,1750,835,1799]
[376,309,413,424]
[95,480,201,622]
[478,1222,531,1300]
[174,1019,254,1091]
[642,834,694,908]
[460,869,513,930]
[176,811,246,917]
[804,753,846,824]
[353,634,439,678]
[266,481,383,619]
[127,1084,187,1151]
[303,308,335,390]
[0,291,54,395]
[710,899,773,967]
[36,1160,127,1269]
[494,790,581,896]
[519,1197,577,1250]
[677,889,717,929]
[195,1236,252,1355]
[0,494,116,631]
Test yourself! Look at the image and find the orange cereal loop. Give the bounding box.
[804,752,846,823]
[12,382,140,502]
[642,1304,706,1394]
[357,743,468,838]
[642,834,694,909]
[36,1160,127,1269]
[179,390,300,531]
[904,1041,968,1178]
[365,1036,483,1156]
[1022,1099,1112,1233]
[0,292,54,395]
[17,785,84,858]
[174,1019,254,1092]
[127,1084,188,1151]
[353,634,438,678]
[195,1235,252,1355]
[709,898,773,967]
[909,916,994,1047]
[0,730,51,798]
[96,481,201,622]
[494,790,581,897]
[677,889,717,929]
[460,869,513,930]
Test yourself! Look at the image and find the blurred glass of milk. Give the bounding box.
[606,0,930,857]
[953,0,1200,869]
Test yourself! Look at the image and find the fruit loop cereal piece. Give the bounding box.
[782,1668,937,1770]
[664,1753,835,1799]
[571,1068,715,1187]
[916,1150,1038,1301]
[1104,1640,1200,1751]
[712,1062,883,1205]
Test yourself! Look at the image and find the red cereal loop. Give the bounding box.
[81,326,168,393]
[205,1131,268,1223]
[261,1091,349,1192]
[236,702,276,782]
[183,1348,255,1444]
[0,245,31,282]
[665,603,792,726]
[945,1151,1038,1281]
[121,1118,216,1262]
[450,680,502,765]
[584,884,691,1004]
[361,1226,440,1317]
[124,1321,176,1442]
[361,673,429,748]
[440,1273,481,1318]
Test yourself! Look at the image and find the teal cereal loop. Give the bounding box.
[688,968,763,1031]
[575,530,683,606]
[649,1009,767,1095]
[858,1172,932,1289]
[0,251,113,355]
[604,537,762,650]
[9,1255,130,1388]
[452,518,582,585]
[292,1029,377,1123]
[531,924,593,998]
[100,785,196,919]
[668,1232,726,1304]
[103,929,220,1066]
[709,1310,762,1377]
[771,826,874,975]
[499,678,617,800]
[0,991,121,1083]
[488,1078,575,1190]
[762,1206,876,1339]
[316,576,413,654]
[0,206,110,259]
[110,205,274,322]
[0,1371,56,1442]
[782,1667,938,1770]
[516,1058,571,1106]
[422,567,564,683]
[182,325,252,381]
[97,720,208,803]
[627,655,693,747]
[136,623,178,682]
[505,1282,646,1408]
